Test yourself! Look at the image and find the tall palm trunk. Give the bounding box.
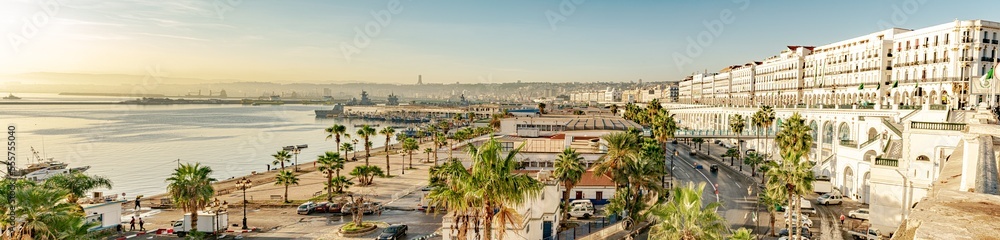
[191,210,199,232]
[433,143,439,166]
[326,171,333,200]
[335,169,342,192]
[563,181,575,221]
[408,152,413,169]
[769,211,777,236]
[284,183,290,202]
[364,136,370,166]
[483,204,495,240]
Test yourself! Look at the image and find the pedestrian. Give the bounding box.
[139,218,145,231]
[129,216,135,231]
[134,197,141,210]
[116,224,122,234]
[840,213,846,224]
[267,164,270,171]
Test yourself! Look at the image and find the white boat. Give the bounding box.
[9,147,89,182]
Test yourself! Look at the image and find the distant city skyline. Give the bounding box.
[1,0,998,84]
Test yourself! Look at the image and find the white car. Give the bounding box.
[848,208,870,220]
[817,193,843,205]
[567,205,595,219]
[570,199,593,209]
[777,236,810,240]
[785,214,813,228]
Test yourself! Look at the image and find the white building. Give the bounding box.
[82,200,126,232]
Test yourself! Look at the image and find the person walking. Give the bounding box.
[840,213,846,224]
[134,197,141,210]
[129,216,136,231]
[138,218,145,231]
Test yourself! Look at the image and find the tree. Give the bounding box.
[723,148,740,166]
[645,99,663,123]
[356,125,376,166]
[652,109,678,157]
[317,151,346,198]
[350,165,384,186]
[770,112,814,240]
[759,106,776,157]
[330,176,353,193]
[403,137,419,170]
[325,124,347,153]
[610,104,619,116]
[553,147,585,222]
[604,141,665,234]
[341,142,354,162]
[537,102,547,114]
[275,170,299,203]
[434,132,447,165]
[743,151,764,177]
[380,126,396,175]
[7,185,95,239]
[166,163,216,233]
[426,139,543,240]
[649,182,727,240]
[692,137,704,151]
[424,147,433,164]
[759,183,787,236]
[594,131,641,182]
[489,114,502,130]
[43,172,113,206]
[729,114,746,166]
[272,150,292,170]
[731,228,754,240]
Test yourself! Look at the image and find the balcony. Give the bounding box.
[983,57,995,62]
[962,38,974,43]
[961,57,975,61]
[875,157,899,167]
[984,39,992,44]
[839,139,857,148]
[994,40,999,44]
[910,121,966,131]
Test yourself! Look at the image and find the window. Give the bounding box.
[575,191,583,200]
[916,155,930,161]
[596,191,603,201]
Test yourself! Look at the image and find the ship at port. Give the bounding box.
[314,104,345,118]
[3,93,21,100]
[7,147,90,182]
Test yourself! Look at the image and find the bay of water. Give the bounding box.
[2,93,407,197]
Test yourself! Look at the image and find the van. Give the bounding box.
[568,205,595,219]
[570,199,593,209]
[817,193,843,205]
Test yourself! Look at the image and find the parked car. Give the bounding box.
[421,186,433,191]
[568,205,595,219]
[362,202,384,215]
[785,214,813,228]
[848,208,870,220]
[817,193,843,205]
[570,199,593,209]
[689,150,698,156]
[377,224,408,240]
[777,236,810,240]
[671,140,678,144]
[778,227,812,238]
[313,202,342,213]
[709,164,719,173]
[713,140,721,144]
[296,202,317,215]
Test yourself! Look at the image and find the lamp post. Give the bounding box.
[236,177,252,230]
[284,144,308,172]
[671,149,678,188]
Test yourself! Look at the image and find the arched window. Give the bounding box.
[916,155,930,161]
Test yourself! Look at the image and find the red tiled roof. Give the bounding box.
[575,170,615,187]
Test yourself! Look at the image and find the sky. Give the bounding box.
[1,0,998,84]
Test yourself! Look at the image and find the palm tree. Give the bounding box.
[649,182,727,240]
[759,106,776,157]
[723,148,739,165]
[424,147,433,164]
[594,131,641,182]
[165,163,216,233]
[652,109,678,153]
[325,124,347,153]
[8,186,91,239]
[317,151,345,198]
[759,183,787,236]
[341,142,354,162]
[434,132,447,165]
[403,137,419,170]
[43,172,113,206]
[380,126,396,174]
[357,125,376,166]
[553,147,585,222]
[272,150,292,170]
[729,114,746,166]
[771,112,814,240]
[427,139,543,240]
[330,176,353,193]
[605,141,666,233]
[489,114,502,130]
[645,99,662,123]
[692,137,704,151]
[731,228,754,240]
[752,109,765,158]
[744,151,764,177]
[275,170,299,203]
[610,104,619,116]
[350,165,384,186]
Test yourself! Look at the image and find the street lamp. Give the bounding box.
[284,144,308,172]
[671,150,678,188]
[236,177,253,230]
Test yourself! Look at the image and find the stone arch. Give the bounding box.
[863,150,877,162]
[810,120,819,143]
[867,127,878,142]
[838,122,851,141]
[916,155,930,161]
[823,121,834,144]
[844,166,855,199]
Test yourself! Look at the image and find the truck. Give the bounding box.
[845,219,880,240]
[171,211,229,237]
[813,175,833,193]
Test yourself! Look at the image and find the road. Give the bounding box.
[635,142,767,239]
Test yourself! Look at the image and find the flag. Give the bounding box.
[858,84,864,90]
[892,80,898,88]
[980,62,999,89]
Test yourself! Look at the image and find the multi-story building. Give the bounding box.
[667,81,680,102]
[709,70,732,105]
[677,19,1000,109]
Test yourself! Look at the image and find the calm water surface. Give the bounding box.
[2,94,405,196]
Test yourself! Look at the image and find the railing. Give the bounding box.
[859,137,880,149]
[839,139,857,148]
[875,157,899,167]
[858,105,875,109]
[882,118,902,136]
[838,104,854,109]
[901,109,921,122]
[910,121,967,131]
[899,105,919,110]
[929,104,948,110]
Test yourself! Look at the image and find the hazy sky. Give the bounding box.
[1,0,998,84]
